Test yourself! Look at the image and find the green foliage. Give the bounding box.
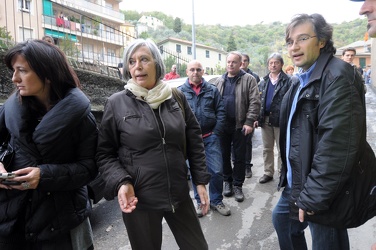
[59,34,80,57]
[0,27,14,49]
[173,18,182,33]
[122,10,142,21]
[227,31,237,51]
[139,31,150,39]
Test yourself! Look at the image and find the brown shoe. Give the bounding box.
[259,174,273,184]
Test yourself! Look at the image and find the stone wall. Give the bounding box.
[0,50,124,112]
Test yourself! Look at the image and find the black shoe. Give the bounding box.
[233,186,244,202]
[259,174,273,184]
[245,166,253,178]
[223,182,233,197]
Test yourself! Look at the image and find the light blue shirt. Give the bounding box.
[286,62,316,187]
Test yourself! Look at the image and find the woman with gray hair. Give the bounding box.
[96,39,210,249]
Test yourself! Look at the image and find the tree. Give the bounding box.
[173,18,182,33]
[59,34,80,58]
[0,27,14,49]
[227,31,237,51]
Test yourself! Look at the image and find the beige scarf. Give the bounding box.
[124,79,172,109]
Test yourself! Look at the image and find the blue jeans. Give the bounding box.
[272,186,350,250]
[221,123,246,187]
[192,134,224,205]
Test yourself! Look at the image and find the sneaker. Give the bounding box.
[211,203,231,216]
[233,186,244,202]
[196,204,203,218]
[245,165,253,178]
[223,181,233,197]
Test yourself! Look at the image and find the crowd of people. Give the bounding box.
[0,1,375,249]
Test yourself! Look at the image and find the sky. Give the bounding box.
[119,0,365,26]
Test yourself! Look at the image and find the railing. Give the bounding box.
[51,0,124,22]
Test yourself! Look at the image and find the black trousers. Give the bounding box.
[122,196,208,250]
[222,124,247,187]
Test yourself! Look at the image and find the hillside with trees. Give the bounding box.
[123,10,368,75]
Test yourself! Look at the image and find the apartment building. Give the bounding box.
[157,37,227,75]
[0,0,136,67]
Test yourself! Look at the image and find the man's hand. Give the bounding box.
[299,208,305,222]
[242,124,254,135]
[118,183,138,213]
[197,184,209,216]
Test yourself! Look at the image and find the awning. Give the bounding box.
[44,29,77,42]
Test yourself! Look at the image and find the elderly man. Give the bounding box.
[179,60,230,217]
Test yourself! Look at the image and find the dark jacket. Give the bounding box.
[0,88,98,241]
[178,79,226,135]
[214,71,261,129]
[278,52,366,220]
[96,89,210,211]
[244,68,260,83]
[258,71,291,127]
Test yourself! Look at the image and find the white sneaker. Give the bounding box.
[196,204,203,218]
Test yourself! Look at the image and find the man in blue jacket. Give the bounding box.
[179,60,230,217]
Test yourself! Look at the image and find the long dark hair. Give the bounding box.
[4,39,80,109]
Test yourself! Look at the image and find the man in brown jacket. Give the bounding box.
[213,51,260,202]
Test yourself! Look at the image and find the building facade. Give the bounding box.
[157,37,227,75]
[0,0,136,67]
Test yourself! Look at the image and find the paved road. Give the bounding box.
[90,84,376,250]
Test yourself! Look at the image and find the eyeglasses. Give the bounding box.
[189,68,203,72]
[285,35,317,48]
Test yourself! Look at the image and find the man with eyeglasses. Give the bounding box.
[178,60,230,217]
[273,13,367,249]
[255,53,291,185]
[213,51,260,202]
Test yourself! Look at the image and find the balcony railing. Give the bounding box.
[43,15,125,46]
[51,0,124,23]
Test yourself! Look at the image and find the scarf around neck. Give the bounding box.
[125,79,172,109]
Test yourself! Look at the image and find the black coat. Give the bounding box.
[258,71,291,127]
[278,52,366,221]
[0,88,98,241]
[96,89,210,211]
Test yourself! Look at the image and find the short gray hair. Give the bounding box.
[122,38,166,82]
[267,52,284,65]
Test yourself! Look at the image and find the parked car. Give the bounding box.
[165,75,222,88]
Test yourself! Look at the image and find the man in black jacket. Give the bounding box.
[272,13,366,250]
[255,53,290,184]
[240,53,260,179]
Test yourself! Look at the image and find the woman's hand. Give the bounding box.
[197,184,209,216]
[7,167,41,191]
[118,183,138,213]
[0,162,11,189]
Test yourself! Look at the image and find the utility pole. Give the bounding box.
[191,0,196,59]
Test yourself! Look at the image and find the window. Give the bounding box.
[19,27,33,41]
[206,50,210,58]
[18,0,31,12]
[176,44,181,53]
[218,54,222,61]
[187,46,192,55]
